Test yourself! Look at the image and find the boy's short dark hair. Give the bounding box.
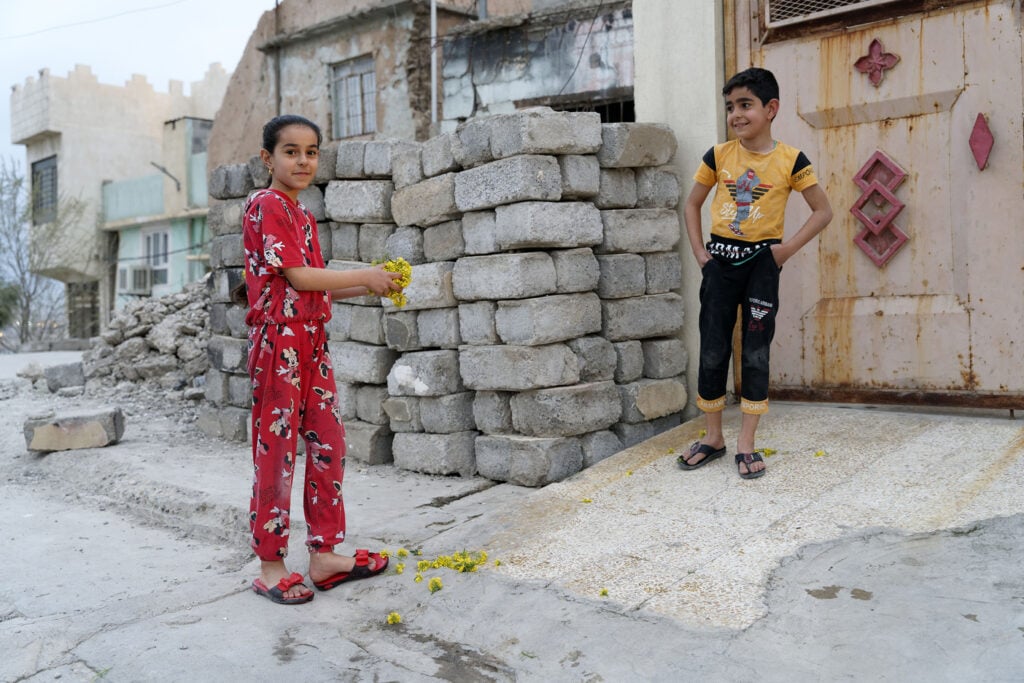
[723,67,779,106]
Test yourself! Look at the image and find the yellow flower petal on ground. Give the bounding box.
[699,429,707,437]
[599,588,609,597]
[414,573,423,582]
[396,548,409,558]
[428,577,443,594]
[395,563,405,574]
[386,612,402,624]
[815,449,827,457]
[581,498,592,503]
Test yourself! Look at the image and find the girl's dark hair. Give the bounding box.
[262,114,322,152]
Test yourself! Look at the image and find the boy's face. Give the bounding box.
[724,86,779,146]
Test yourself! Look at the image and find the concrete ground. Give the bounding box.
[2,352,1022,681]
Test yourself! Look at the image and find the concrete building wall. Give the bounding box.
[633,1,724,418]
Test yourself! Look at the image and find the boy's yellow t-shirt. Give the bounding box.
[694,139,818,263]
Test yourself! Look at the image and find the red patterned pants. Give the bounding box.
[247,320,346,560]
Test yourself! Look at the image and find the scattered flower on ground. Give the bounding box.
[815,449,828,457]
[386,612,402,625]
[600,588,609,597]
[395,563,405,574]
[414,573,423,583]
[428,577,443,594]
[759,448,778,457]
[396,548,410,558]
[582,498,593,503]
[699,429,707,437]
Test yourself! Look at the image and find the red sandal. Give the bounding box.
[312,549,389,591]
[252,572,314,605]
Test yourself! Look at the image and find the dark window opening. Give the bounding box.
[31,155,57,225]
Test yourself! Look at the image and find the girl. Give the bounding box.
[241,114,401,604]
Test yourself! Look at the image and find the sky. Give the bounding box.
[0,0,275,168]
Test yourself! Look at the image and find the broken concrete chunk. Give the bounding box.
[44,362,85,393]
[24,407,126,453]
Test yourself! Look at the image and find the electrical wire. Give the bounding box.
[0,0,189,41]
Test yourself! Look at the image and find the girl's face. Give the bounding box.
[261,124,319,200]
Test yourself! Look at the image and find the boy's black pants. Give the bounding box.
[697,247,781,415]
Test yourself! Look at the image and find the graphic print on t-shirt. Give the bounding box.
[725,168,772,236]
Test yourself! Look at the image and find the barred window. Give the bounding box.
[765,0,901,28]
[31,155,57,225]
[331,55,377,139]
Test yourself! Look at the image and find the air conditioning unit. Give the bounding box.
[122,264,152,296]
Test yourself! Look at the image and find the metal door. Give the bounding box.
[737,0,1024,408]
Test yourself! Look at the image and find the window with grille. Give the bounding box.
[145,230,170,286]
[764,0,901,28]
[31,155,57,225]
[331,55,377,139]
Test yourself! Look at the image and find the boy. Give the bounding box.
[680,67,832,479]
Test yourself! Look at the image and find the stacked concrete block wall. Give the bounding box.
[205,111,686,487]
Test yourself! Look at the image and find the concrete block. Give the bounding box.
[558,154,600,199]
[511,380,621,437]
[393,431,477,477]
[460,343,579,391]
[618,377,688,423]
[462,210,499,255]
[212,264,243,306]
[453,252,556,301]
[210,233,243,269]
[204,367,229,405]
[495,292,602,346]
[613,340,644,383]
[299,186,326,222]
[489,108,602,159]
[384,227,426,266]
[475,434,582,487]
[331,223,360,261]
[454,155,562,212]
[597,123,678,168]
[207,198,246,237]
[349,306,385,345]
[614,413,683,448]
[423,220,465,262]
[328,341,398,384]
[580,430,623,468]
[567,335,616,382]
[421,132,458,177]
[602,293,684,342]
[636,166,680,208]
[247,154,270,189]
[383,261,457,312]
[197,405,250,443]
[44,363,84,392]
[644,251,683,294]
[344,420,393,465]
[336,382,359,421]
[472,391,513,435]
[324,180,393,223]
[387,350,462,397]
[417,307,461,349]
[599,209,680,254]
[458,301,499,345]
[207,335,248,374]
[494,201,603,250]
[209,163,255,199]
[358,224,396,263]
[356,384,390,425]
[595,168,638,209]
[327,303,353,341]
[597,253,647,299]
[642,337,688,379]
[365,139,417,178]
[381,396,423,433]
[392,146,424,191]
[226,374,252,408]
[24,407,125,453]
[420,391,476,433]
[313,140,338,183]
[451,117,494,169]
[551,247,600,294]
[391,173,459,227]
[317,221,332,261]
[383,311,420,352]
[335,140,366,178]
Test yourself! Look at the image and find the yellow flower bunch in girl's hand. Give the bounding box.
[373,256,412,308]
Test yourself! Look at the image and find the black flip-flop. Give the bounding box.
[678,441,727,470]
[735,452,766,479]
[252,572,314,605]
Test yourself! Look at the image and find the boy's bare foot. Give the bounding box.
[258,560,313,601]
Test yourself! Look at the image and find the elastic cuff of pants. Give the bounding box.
[741,398,769,415]
[308,545,336,554]
[697,395,727,413]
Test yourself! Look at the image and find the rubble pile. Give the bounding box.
[82,280,211,392]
